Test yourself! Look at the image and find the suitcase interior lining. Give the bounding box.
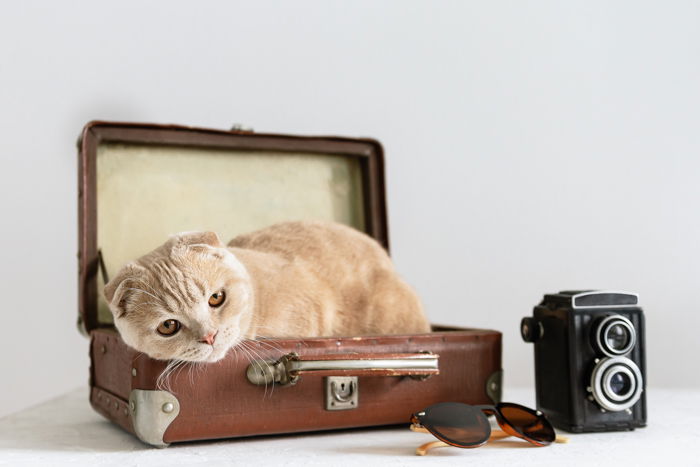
[95,142,365,326]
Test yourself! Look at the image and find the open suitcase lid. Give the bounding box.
[78,121,389,334]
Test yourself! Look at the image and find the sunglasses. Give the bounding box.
[410,402,561,455]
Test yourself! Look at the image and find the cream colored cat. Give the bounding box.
[104,221,430,363]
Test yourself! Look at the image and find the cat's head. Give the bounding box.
[104,232,253,363]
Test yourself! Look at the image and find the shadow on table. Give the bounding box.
[0,418,149,453]
[0,392,149,454]
[331,440,536,457]
[327,433,542,457]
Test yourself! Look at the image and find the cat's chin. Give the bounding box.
[197,344,233,363]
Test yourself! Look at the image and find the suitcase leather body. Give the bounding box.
[78,122,502,446]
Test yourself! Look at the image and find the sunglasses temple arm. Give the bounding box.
[495,429,569,445]
[416,440,449,456]
[413,429,513,456]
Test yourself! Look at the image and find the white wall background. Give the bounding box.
[1,0,699,418]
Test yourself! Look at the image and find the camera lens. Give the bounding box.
[606,324,631,352]
[609,371,632,396]
[590,357,643,411]
[602,365,637,402]
[595,315,636,357]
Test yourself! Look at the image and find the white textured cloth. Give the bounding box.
[0,387,695,466]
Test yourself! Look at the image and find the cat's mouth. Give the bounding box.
[197,339,233,363]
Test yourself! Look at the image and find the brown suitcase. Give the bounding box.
[78,121,502,447]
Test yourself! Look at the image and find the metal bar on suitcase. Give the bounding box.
[246,352,439,385]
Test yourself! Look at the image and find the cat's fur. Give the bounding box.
[104,221,430,363]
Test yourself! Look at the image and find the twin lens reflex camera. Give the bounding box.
[521,290,646,432]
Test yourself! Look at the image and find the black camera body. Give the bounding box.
[521,290,646,432]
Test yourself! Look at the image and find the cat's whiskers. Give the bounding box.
[238,341,273,398]
[239,336,287,398]
[157,358,185,392]
[250,337,285,355]
[252,324,308,352]
[187,360,203,386]
[235,343,256,381]
[240,340,276,398]
[174,359,190,388]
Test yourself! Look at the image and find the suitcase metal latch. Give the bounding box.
[325,376,358,411]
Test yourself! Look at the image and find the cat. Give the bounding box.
[103,221,430,363]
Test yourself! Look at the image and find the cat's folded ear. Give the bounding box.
[170,231,224,257]
[104,262,145,318]
[171,231,223,248]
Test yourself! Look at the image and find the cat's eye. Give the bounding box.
[208,290,226,308]
[156,319,181,336]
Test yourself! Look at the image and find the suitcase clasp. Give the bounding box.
[245,352,301,386]
[325,376,359,411]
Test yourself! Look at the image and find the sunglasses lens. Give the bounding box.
[498,403,555,444]
[418,402,490,447]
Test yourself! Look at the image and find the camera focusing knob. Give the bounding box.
[520,317,543,342]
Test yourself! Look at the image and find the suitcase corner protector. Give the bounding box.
[129,389,180,447]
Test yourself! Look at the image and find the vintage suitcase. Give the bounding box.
[78,121,502,447]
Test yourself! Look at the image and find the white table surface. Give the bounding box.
[0,387,697,467]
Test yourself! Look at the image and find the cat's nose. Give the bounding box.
[199,331,218,346]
